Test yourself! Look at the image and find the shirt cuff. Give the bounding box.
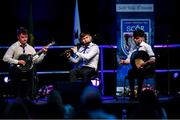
[14,59,19,64]
[76,52,80,56]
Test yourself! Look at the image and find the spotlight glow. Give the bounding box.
[4,76,9,83]
[174,72,179,79]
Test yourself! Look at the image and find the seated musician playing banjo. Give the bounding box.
[120,29,156,101]
[2,26,49,100]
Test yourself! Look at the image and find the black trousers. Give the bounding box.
[128,68,154,97]
[69,66,96,85]
[9,66,36,99]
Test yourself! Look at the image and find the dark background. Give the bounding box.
[0,0,116,46]
[0,0,180,96]
[0,0,179,45]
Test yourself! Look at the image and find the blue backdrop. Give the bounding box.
[116,0,155,95]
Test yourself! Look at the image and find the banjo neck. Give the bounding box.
[32,41,55,57]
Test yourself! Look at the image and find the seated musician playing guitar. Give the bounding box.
[120,29,156,101]
[2,26,48,100]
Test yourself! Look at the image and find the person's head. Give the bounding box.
[17,27,28,45]
[80,85,102,110]
[133,29,146,45]
[79,32,93,45]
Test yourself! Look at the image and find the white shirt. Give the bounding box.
[126,41,155,62]
[3,41,46,65]
[69,42,100,71]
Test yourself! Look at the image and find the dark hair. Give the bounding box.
[17,27,28,36]
[80,32,91,40]
[133,29,145,38]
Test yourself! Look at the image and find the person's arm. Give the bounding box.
[147,45,156,63]
[119,50,133,64]
[33,53,46,64]
[3,45,19,64]
[33,47,47,64]
[76,45,99,61]
[139,45,156,68]
[66,46,81,64]
[68,55,81,64]
[139,58,155,69]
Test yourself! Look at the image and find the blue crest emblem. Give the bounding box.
[121,32,135,56]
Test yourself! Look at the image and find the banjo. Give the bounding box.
[16,41,55,72]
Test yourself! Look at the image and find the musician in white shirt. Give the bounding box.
[66,32,100,86]
[120,29,155,100]
[3,28,47,65]
[2,26,48,100]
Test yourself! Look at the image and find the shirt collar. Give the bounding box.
[83,42,93,48]
[18,41,27,47]
[139,41,145,47]
[84,42,94,48]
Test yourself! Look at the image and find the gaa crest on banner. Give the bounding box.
[121,19,151,56]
